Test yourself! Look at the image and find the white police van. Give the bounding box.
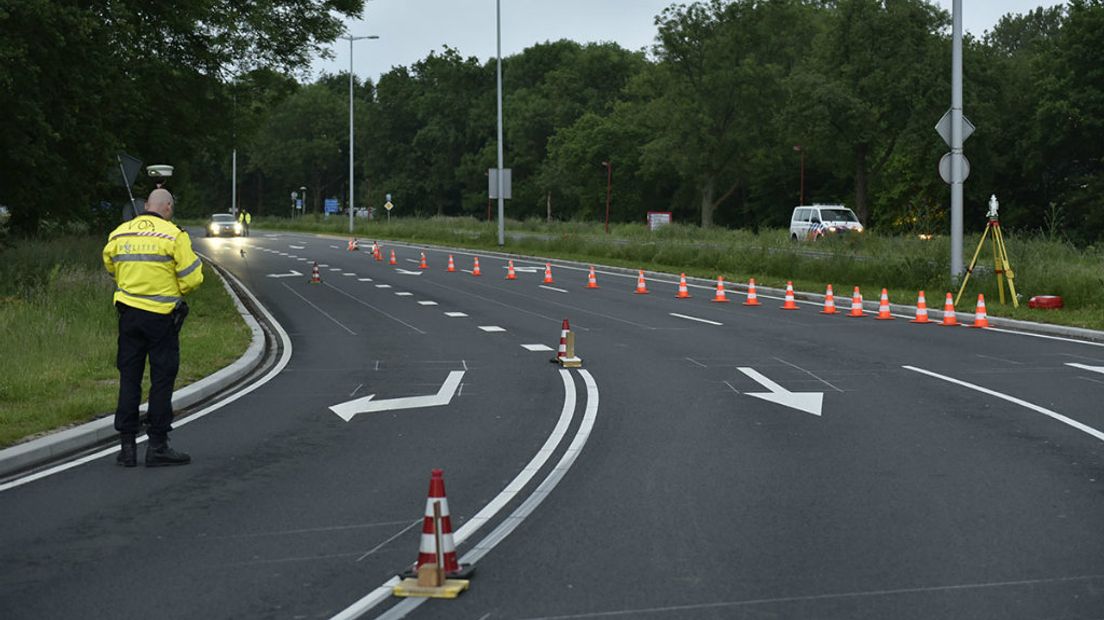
[789,204,863,241]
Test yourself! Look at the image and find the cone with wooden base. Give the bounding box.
[970,294,990,328]
[780,281,798,309]
[820,284,837,314]
[910,291,931,324]
[711,276,729,303]
[394,469,472,598]
[585,266,599,289]
[309,262,322,284]
[743,278,761,306]
[634,270,649,294]
[550,318,582,368]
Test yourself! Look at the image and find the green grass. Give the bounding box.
[0,236,251,448]
[196,214,1104,330]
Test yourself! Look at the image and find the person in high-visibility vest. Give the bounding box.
[243,210,251,236]
[102,188,204,467]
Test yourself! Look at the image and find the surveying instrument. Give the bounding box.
[956,194,1018,308]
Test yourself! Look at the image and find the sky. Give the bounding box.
[311,1,1067,84]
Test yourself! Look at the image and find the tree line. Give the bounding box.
[2,1,1101,244]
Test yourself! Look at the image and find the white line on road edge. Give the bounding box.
[329,370,585,620]
[669,312,723,326]
[376,370,601,620]
[0,268,295,493]
[1067,363,1104,375]
[903,365,1104,443]
[983,326,1104,348]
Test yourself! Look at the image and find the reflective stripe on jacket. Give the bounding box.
[102,213,203,314]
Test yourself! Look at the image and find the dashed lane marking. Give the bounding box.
[418,301,438,306]
[478,326,506,332]
[444,312,468,318]
[669,312,723,326]
[539,285,568,293]
[522,344,553,352]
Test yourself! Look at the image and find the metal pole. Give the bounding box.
[950,0,964,278]
[231,148,237,215]
[604,161,611,234]
[348,36,355,234]
[496,0,505,246]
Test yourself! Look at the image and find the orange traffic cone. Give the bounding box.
[780,281,798,309]
[743,278,761,306]
[446,255,456,272]
[371,241,378,255]
[821,284,837,314]
[585,266,599,289]
[911,291,931,324]
[711,276,729,303]
[634,270,649,294]
[374,247,383,261]
[875,288,894,320]
[408,469,472,580]
[543,263,554,284]
[970,294,990,328]
[848,287,864,317]
[505,260,517,280]
[419,252,428,269]
[675,273,691,299]
[553,319,569,361]
[472,257,482,276]
[389,250,397,266]
[941,293,958,326]
[309,262,322,284]
[347,238,359,251]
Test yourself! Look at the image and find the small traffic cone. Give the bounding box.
[910,291,931,324]
[347,238,359,251]
[552,319,569,361]
[970,294,990,328]
[743,278,761,306]
[634,270,649,294]
[848,287,864,317]
[875,288,894,320]
[374,247,383,262]
[419,252,428,269]
[550,319,582,367]
[821,284,837,314]
[389,250,397,266]
[309,262,322,284]
[371,241,378,255]
[447,255,456,272]
[472,257,482,276]
[675,273,691,299]
[941,293,958,326]
[585,266,599,289]
[780,281,798,309]
[711,276,729,303]
[543,263,554,284]
[409,469,473,579]
[505,260,517,280]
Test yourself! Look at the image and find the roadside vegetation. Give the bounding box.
[240,214,1104,330]
[0,235,251,448]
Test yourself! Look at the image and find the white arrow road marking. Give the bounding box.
[394,269,423,275]
[265,270,302,279]
[1066,363,1104,375]
[737,367,823,416]
[329,371,465,422]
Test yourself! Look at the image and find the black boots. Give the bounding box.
[116,434,137,468]
[145,438,191,467]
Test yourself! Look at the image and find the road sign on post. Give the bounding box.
[384,199,394,222]
[488,168,512,200]
[939,153,970,184]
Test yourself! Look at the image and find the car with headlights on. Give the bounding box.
[789,204,863,241]
[206,213,243,237]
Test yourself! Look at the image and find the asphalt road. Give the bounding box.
[2,230,1103,620]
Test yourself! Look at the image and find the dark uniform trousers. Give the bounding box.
[114,303,179,441]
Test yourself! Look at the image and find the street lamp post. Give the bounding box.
[340,34,379,234]
[496,0,505,246]
[601,160,612,234]
[300,185,307,216]
[793,145,805,206]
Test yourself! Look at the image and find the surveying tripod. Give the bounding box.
[956,194,1018,308]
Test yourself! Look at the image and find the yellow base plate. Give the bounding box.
[558,356,583,368]
[392,578,470,599]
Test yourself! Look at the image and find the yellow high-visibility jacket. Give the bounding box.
[102,213,204,314]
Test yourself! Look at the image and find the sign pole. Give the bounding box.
[496,0,505,246]
[950,0,964,279]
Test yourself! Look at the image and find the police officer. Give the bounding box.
[102,188,204,467]
[243,210,251,236]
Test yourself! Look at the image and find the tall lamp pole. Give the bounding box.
[340,34,379,235]
[601,160,612,234]
[496,0,505,246]
[793,144,804,205]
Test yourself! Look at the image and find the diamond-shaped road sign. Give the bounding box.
[935,110,975,147]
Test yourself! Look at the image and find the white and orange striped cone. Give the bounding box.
[389,250,397,266]
[585,265,599,289]
[472,257,482,276]
[371,241,379,256]
[941,293,958,326]
[848,287,864,317]
[711,276,729,303]
[875,288,894,320]
[446,255,456,272]
[743,278,761,306]
[634,270,649,294]
[404,469,473,580]
[911,291,931,324]
[347,238,359,251]
[821,284,837,314]
[543,263,554,284]
[309,262,322,284]
[552,319,569,361]
[675,273,691,299]
[419,252,428,269]
[374,247,383,262]
[970,293,990,328]
[505,260,517,280]
[780,281,798,309]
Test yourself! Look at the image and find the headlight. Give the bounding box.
[828,226,837,232]
[234,223,243,233]
[855,226,864,233]
[209,224,216,231]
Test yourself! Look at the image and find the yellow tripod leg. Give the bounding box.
[994,226,1019,308]
[957,224,991,307]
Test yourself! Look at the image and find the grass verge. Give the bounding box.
[201,214,1104,331]
[0,235,251,448]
